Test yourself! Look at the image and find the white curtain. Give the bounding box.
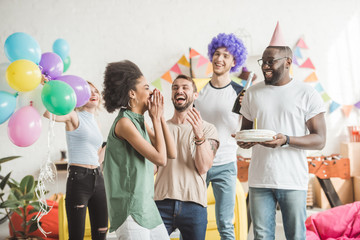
[322,13,360,154]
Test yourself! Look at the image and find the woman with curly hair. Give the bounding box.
[102,60,176,240]
[194,33,248,240]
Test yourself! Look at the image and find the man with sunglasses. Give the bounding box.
[238,23,326,239]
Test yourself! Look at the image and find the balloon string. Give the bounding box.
[35,114,57,237]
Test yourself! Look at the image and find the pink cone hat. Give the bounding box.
[269,21,286,46]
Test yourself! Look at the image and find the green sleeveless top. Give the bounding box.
[103,109,162,232]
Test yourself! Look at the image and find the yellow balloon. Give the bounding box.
[6,59,41,92]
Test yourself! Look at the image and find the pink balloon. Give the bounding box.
[7,105,42,147]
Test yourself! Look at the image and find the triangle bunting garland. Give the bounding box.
[304,72,318,83]
[189,48,200,58]
[296,38,309,49]
[314,83,324,92]
[321,92,331,103]
[294,47,303,59]
[329,101,341,113]
[196,55,209,68]
[292,55,300,66]
[355,101,360,109]
[342,105,353,117]
[193,78,211,92]
[178,55,190,67]
[299,58,315,69]
[294,38,359,117]
[189,49,213,78]
[205,62,213,76]
[161,71,172,83]
[151,53,191,93]
[151,78,163,91]
[170,63,181,74]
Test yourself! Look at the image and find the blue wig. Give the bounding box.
[208,33,248,73]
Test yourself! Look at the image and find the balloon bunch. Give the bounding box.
[53,38,71,73]
[0,32,91,147]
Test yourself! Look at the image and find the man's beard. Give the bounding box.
[173,100,193,112]
[172,93,194,112]
[264,65,284,85]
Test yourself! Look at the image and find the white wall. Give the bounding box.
[0,0,359,194]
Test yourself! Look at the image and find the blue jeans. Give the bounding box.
[249,187,307,240]
[155,199,207,240]
[206,161,237,240]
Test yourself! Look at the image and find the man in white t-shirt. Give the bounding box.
[155,74,219,239]
[238,23,326,240]
[195,33,248,239]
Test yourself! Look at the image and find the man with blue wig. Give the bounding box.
[195,33,247,239]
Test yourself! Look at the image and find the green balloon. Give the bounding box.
[41,80,77,115]
[63,56,71,73]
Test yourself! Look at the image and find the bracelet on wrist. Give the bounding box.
[194,135,205,142]
[195,139,206,145]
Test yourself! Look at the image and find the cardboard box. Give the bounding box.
[340,142,360,176]
[354,176,360,201]
[313,177,353,209]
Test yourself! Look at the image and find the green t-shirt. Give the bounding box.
[103,109,162,232]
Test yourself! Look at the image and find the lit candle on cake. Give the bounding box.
[254,118,257,129]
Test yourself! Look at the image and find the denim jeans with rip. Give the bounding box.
[66,165,108,240]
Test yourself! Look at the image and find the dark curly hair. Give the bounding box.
[102,60,143,113]
[208,33,248,73]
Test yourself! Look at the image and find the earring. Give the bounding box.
[128,98,138,108]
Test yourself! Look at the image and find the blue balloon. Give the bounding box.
[52,38,70,62]
[0,91,18,124]
[4,32,42,65]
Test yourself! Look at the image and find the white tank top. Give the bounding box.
[66,111,103,166]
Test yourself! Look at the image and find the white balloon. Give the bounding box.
[0,62,16,94]
[17,84,46,115]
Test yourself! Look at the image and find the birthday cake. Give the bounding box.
[235,129,276,142]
